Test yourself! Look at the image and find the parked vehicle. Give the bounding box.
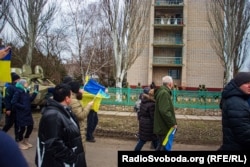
[0,64,55,109]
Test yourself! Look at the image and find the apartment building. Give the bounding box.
[127,0,224,90]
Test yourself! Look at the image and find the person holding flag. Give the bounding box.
[154,75,177,151]
[83,76,109,142]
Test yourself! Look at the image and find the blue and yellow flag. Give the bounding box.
[83,78,110,99]
[0,49,11,82]
[162,127,177,151]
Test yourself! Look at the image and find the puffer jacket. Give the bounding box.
[219,80,250,151]
[11,83,37,126]
[154,85,177,135]
[35,98,86,167]
[70,93,91,149]
[138,94,157,141]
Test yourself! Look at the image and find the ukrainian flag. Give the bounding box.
[162,127,177,151]
[0,49,11,82]
[95,89,110,99]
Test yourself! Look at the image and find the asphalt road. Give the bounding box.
[3,128,220,167]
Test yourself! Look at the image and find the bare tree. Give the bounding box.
[101,0,152,88]
[35,26,69,81]
[64,0,99,82]
[84,27,114,85]
[0,0,10,32]
[4,0,58,66]
[207,0,250,85]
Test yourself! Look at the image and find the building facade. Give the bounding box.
[127,0,224,90]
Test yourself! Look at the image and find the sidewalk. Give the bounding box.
[98,110,221,121]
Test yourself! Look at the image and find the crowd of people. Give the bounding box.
[1,46,250,166]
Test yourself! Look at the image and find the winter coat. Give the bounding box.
[70,93,91,149]
[36,98,86,167]
[4,82,17,111]
[154,85,177,136]
[138,94,157,141]
[11,83,37,127]
[219,80,250,151]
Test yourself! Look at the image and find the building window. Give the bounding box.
[168,69,181,79]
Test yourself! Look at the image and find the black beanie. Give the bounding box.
[11,72,20,82]
[68,81,80,94]
[233,72,250,87]
[62,76,73,84]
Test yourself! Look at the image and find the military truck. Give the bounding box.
[0,64,55,109]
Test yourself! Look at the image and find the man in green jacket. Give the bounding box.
[154,75,177,151]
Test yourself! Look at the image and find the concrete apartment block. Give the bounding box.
[127,0,224,90]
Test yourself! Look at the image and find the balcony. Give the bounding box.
[153,56,182,66]
[155,18,183,25]
[155,0,184,7]
[153,38,183,48]
[154,18,184,30]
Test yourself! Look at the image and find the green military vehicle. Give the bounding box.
[0,64,55,109]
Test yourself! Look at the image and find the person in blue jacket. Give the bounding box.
[11,79,37,150]
[2,72,20,142]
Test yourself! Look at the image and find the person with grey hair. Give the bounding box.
[11,79,38,150]
[153,75,177,151]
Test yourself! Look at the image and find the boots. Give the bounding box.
[23,138,33,148]
[18,140,29,150]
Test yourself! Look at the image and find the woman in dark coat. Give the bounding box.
[134,88,158,151]
[11,79,37,150]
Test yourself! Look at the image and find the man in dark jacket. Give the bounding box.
[36,83,87,167]
[2,72,20,142]
[154,75,177,151]
[219,72,250,151]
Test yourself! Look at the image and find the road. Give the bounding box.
[3,128,220,167]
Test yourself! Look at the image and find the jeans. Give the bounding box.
[134,139,158,151]
[86,109,98,140]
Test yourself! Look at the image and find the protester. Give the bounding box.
[62,75,73,84]
[134,88,158,151]
[0,131,29,167]
[154,75,177,151]
[36,83,87,167]
[2,72,20,142]
[219,72,250,151]
[68,81,94,149]
[11,79,37,150]
[150,81,156,89]
[86,108,98,142]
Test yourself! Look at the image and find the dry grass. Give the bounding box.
[96,115,222,145]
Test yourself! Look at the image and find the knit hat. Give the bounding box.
[11,72,20,82]
[62,76,73,84]
[233,72,250,87]
[68,81,80,94]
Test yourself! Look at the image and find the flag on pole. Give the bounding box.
[0,49,11,82]
[162,127,177,151]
